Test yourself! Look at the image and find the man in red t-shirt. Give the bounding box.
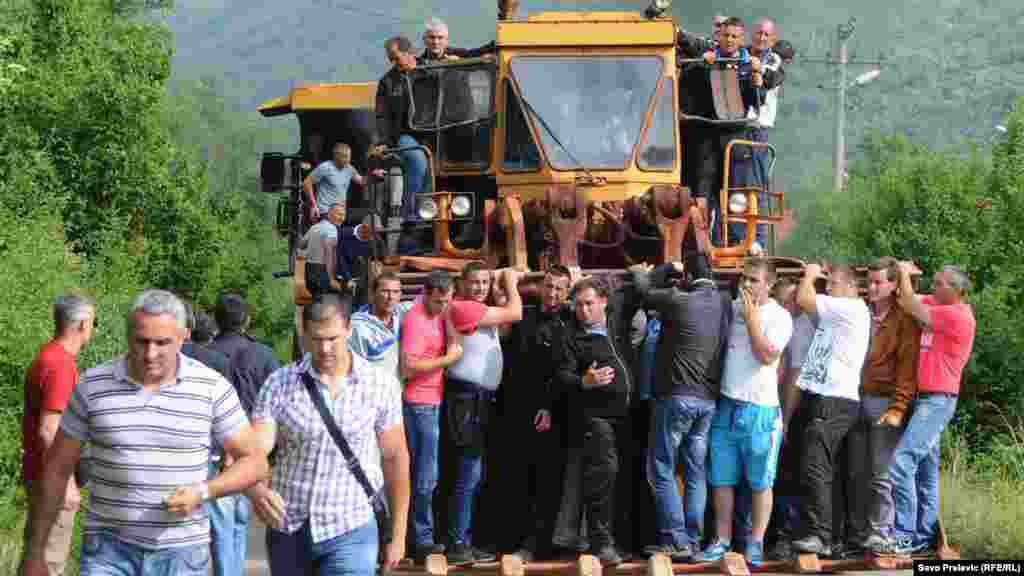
[399,270,466,564]
[872,263,975,555]
[20,294,96,575]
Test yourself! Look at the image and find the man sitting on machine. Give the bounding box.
[679,16,764,249]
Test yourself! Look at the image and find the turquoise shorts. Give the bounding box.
[709,396,782,491]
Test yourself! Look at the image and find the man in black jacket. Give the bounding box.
[633,253,730,561]
[501,265,576,562]
[555,277,643,566]
[371,36,427,229]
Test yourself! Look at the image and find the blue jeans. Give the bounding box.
[647,396,716,548]
[450,451,483,546]
[207,459,249,576]
[267,520,378,576]
[889,394,957,546]
[404,402,441,547]
[749,128,771,248]
[397,134,429,223]
[79,532,210,576]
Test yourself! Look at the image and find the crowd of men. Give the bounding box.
[19,250,975,575]
[17,4,978,576]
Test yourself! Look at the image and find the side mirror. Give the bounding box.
[259,153,300,193]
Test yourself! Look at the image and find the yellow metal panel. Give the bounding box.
[256,82,379,116]
[497,20,675,47]
[525,11,644,22]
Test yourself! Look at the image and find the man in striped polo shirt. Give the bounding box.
[21,290,269,576]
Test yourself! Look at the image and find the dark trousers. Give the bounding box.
[553,416,624,552]
[797,392,859,546]
[767,399,809,545]
[502,409,565,555]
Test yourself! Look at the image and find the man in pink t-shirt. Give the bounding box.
[872,263,975,555]
[399,270,465,563]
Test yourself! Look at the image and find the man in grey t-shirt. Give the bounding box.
[302,142,367,220]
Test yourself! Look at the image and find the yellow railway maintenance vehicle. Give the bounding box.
[258,0,801,312]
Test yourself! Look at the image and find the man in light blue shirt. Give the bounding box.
[303,142,367,220]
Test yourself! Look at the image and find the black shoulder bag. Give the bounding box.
[300,372,393,544]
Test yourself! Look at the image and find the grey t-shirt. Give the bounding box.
[302,221,337,265]
[310,161,357,214]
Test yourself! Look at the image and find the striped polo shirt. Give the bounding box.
[60,354,248,549]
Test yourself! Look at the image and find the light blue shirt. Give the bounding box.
[310,161,357,214]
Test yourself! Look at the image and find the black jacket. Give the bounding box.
[208,332,281,417]
[558,287,644,420]
[634,266,731,400]
[504,303,574,417]
[374,66,411,147]
[181,342,230,378]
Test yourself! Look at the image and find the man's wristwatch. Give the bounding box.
[195,482,210,502]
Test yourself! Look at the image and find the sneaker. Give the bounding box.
[865,534,893,555]
[511,547,535,563]
[414,543,446,565]
[792,535,831,556]
[448,543,495,566]
[769,539,793,561]
[744,540,765,567]
[642,543,693,562]
[594,545,623,566]
[893,536,927,555]
[693,539,731,563]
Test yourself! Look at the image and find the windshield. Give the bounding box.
[510,56,662,170]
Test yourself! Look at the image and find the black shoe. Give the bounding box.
[792,535,831,556]
[414,543,446,565]
[643,543,692,562]
[594,545,623,566]
[448,543,496,566]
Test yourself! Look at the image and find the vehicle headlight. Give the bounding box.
[654,0,672,10]
[728,192,748,214]
[451,195,472,218]
[417,198,439,220]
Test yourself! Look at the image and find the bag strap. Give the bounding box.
[300,371,377,502]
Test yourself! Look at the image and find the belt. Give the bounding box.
[918,392,957,398]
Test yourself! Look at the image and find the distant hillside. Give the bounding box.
[166,0,1024,182]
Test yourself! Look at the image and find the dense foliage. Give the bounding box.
[782,99,1024,466]
[0,0,291,492]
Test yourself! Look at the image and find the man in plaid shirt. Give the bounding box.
[246,294,411,575]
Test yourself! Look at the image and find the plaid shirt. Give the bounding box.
[253,352,402,543]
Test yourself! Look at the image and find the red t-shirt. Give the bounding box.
[399,300,487,405]
[21,341,78,485]
[917,296,976,395]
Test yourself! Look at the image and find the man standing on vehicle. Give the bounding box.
[22,289,268,576]
[372,36,428,232]
[556,277,643,567]
[349,272,412,386]
[841,258,920,554]
[419,17,495,64]
[633,253,729,562]
[400,270,464,564]
[247,294,410,574]
[302,202,346,297]
[20,294,95,576]
[694,259,791,567]
[444,264,524,565]
[303,142,369,222]
[788,264,871,556]
[872,263,975,555]
[504,265,576,562]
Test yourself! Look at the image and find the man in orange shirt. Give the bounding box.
[20,294,96,575]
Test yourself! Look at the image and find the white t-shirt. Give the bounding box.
[785,314,816,372]
[720,298,793,407]
[447,325,503,391]
[796,295,871,401]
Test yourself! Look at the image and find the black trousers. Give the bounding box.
[554,415,625,551]
[501,408,565,554]
[797,392,859,546]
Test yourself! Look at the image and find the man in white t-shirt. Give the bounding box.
[694,260,792,567]
[790,263,871,556]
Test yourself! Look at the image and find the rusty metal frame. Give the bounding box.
[717,139,780,255]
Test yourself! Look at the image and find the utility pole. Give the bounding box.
[832,20,855,193]
[803,17,885,192]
